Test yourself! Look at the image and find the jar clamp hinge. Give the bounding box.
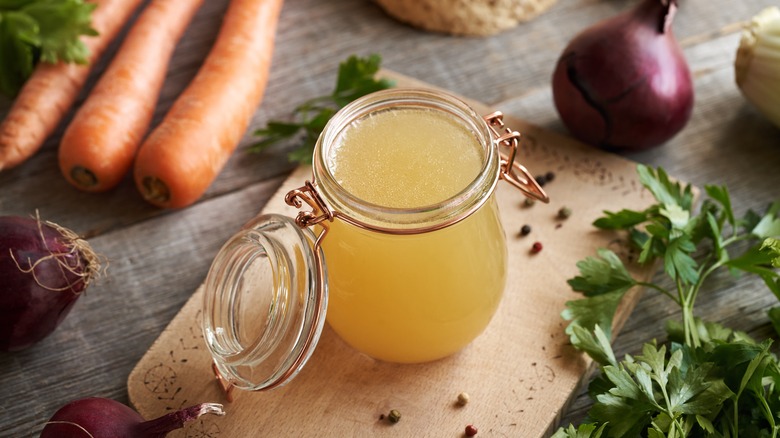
[483,111,549,203]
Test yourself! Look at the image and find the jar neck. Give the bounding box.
[312,88,500,232]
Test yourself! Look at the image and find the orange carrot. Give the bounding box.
[58,0,205,192]
[133,0,284,208]
[0,0,145,171]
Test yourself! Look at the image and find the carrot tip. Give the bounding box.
[140,176,171,205]
[70,166,99,188]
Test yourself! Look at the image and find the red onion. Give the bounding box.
[0,214,100,351]
[40,397,225,438]
[551,0,694,150]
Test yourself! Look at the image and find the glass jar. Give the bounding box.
[202,88,548,398]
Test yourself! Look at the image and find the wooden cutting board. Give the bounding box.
[128,72,661,437]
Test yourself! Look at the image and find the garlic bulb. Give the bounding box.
[735,7,780,128]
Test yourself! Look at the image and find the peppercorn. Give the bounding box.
[519,224,531,236]
[535,175,547,187]
[523,198,535,207]
[545,171,555,182]
[531,242,543,253]
[465,424,478,436]
[456,392,470,407]
[558,206,572,219]
[388,409,401,423]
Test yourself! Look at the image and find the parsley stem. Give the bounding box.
[637,281,678,304]
[655,378,686,437]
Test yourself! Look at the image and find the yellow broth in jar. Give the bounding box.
[321,108,507,363]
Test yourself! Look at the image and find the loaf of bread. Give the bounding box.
[373,0,558,36]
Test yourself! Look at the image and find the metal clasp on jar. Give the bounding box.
[484,111,549,203]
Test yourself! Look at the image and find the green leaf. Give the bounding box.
[767,307,780,338]
[705,184,735,229]
[567,249,637,297]
[594,209,648,230]
[637,164,693,211]
[563,293,625,342]
[0,0,96,97]
[706,211,728,264]
[751,202,780,239]
[552,423,608,438]
[660,203,691,234]
[761,237,780,268]
[664,236,699,285]
[0,12,35,96]
[725,243,780,299]
[332,53,393,105]
[250,54,394,163]
[590,365,656,437]
[567,324,618,367]
[737,342,772,398]
[695,414,716,433]
[667,361,732,415]
[23,0,96,64]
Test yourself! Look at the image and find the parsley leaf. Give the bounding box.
[555,164,780,437]
[763,237,780,268]
[551,422,607,438]
[0,0,96,97]
[249,54,395,164]
[751,202,780,239]
[567,248,638,297]
[636,164,693,211]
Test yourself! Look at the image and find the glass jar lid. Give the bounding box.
[202,213,327,396]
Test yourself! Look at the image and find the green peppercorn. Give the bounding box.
[558,206,572,219]
[524,198,535,207]
[388,409,401,423]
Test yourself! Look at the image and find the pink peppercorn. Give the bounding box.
[531,242,543,253]
[465,424,478,436]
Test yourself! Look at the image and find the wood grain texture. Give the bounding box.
[1,0,779,436]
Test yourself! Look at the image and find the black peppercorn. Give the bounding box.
[519,225,532,236]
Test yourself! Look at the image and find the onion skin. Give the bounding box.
[0,215,99,351]
[552,0,694,150]
[735,7,780,128]
[40,397,225,438]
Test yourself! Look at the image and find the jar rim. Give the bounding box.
[312,88,500,232]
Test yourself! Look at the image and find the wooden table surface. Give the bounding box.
[1,0,779,436]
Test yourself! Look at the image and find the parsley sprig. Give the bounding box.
[555,165,780,438]
[249,54,395,163]
[0,0,97,97]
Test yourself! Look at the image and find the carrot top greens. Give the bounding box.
[250,54,394,163]
[555,165,780,437]
[0,0,97,97]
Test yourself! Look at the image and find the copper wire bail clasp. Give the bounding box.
[284,180,333,246]
[484,111,549,203]
[285,181,333,229]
